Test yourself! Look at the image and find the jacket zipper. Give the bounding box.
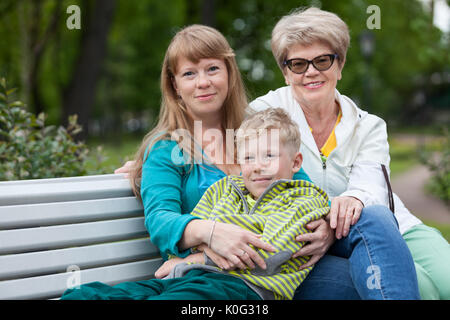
[320,151,327,189]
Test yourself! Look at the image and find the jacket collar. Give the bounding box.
[288,87,366,156]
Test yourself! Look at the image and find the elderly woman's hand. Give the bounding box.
[329,196,364,239]
[293,218,335,269]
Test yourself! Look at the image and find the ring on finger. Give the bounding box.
[238,250,246,256]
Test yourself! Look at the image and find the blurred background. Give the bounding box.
[0,0,449,237]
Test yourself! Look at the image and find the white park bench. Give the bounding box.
[0,174,162,299]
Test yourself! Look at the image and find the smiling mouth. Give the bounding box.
[196,93,216,100]
[303,81,325,88]
[252,177,272,183]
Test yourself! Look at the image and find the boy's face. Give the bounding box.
[238,132,302,199]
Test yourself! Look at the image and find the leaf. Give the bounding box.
[8,101,24,108]
[6,88,17,96]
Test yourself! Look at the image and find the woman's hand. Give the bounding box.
[196,244,235,270]
[181,220,276,271]
[329,196,364,239]
[209,221,276,271]
[293,218,335,270]
[114,160,136,177]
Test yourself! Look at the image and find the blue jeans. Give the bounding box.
[294,205,420,300]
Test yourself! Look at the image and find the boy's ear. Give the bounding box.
[292,152,303,173]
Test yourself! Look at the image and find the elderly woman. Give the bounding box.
[250,7,450,300]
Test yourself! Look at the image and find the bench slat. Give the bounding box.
[0,217,148,254]
[0,174,132,206]
[0,238,159,280]
[0,197,143,229]
[0,258,163,300]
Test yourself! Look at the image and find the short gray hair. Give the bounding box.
[271,7,350,70]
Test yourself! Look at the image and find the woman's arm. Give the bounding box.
[329,115,391,238]
[141,140,201,259]
[142,140,275,268]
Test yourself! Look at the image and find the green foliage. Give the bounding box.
[0,78,109,180]
[0,0,448,136]
[419,128,450,205]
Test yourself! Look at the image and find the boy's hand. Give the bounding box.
[329,196,363,239]
[154,253,204,279]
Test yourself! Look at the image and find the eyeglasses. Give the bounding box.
[283,54,338,74]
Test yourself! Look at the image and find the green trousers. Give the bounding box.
[61,269,261,300]
[403,223,450,300]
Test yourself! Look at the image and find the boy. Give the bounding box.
[62,108,329,300]
[156,108,329,300]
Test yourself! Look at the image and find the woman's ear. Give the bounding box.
[171,77,181,98]
[283,71,290,86]
[171,76,177,90]
[337,59,345,81]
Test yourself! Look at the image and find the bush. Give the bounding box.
[419,127,450,206]
[0,78,109,180]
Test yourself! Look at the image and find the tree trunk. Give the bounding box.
[18,0,62,115]
[62,0,116,141]
[201,0,216,27]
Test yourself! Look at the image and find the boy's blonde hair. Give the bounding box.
[236,108,301,156]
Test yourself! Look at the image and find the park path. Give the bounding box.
[392,164,450,224]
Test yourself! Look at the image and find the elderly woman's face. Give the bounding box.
[283,42,343,108]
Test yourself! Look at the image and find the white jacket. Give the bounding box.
[249,86,422,234]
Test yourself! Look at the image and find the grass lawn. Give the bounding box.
[422,220,450,242]
[389,139,420,178]
[86,135,142,173]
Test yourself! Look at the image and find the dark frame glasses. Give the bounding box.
[283,54,339,74]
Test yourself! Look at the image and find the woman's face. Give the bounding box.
[283,42,343,108]
[172,56,229,122]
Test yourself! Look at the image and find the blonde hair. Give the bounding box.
[129,25,248,198]
[236,108,301,156]
[271,7,350,70]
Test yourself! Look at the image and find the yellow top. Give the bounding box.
[310,110,342,157]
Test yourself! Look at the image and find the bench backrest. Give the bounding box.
[0,174,162,299]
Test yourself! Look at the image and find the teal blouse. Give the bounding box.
[140,139,312,260]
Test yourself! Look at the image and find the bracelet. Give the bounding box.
[207,220,217,248]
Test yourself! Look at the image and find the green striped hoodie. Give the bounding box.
[189,175,330,300]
